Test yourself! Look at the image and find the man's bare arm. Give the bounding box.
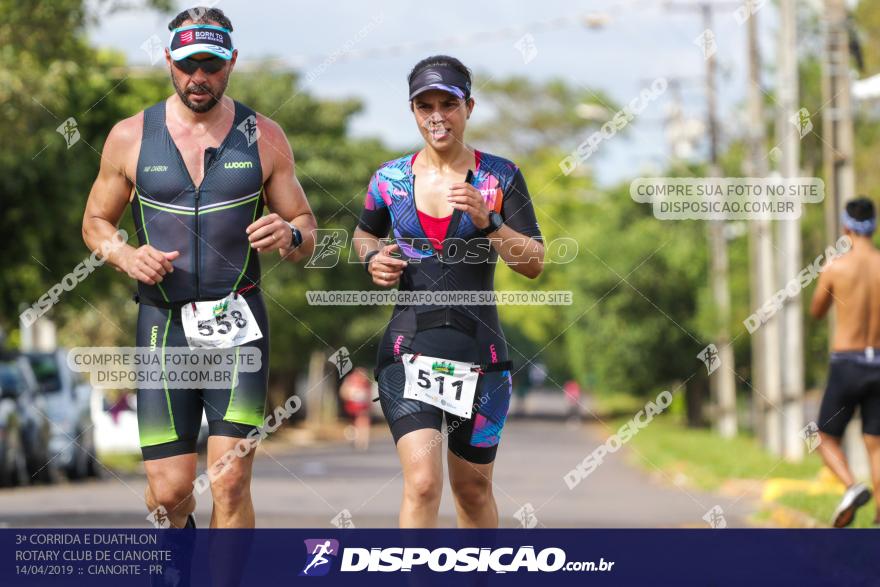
[82,115,178,285]
[247,115,316,263]
[810,265,834,319]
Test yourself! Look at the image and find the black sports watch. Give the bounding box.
[288,223,303,249]
[479,211,504,237]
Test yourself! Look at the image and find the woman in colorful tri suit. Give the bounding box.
[354,55,544,528]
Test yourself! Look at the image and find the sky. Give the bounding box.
[87,0,787,186]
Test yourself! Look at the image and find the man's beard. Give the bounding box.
[172,73,229,113]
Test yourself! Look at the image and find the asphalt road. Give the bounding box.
[0,412,755,529]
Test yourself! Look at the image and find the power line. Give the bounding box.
[255,13,612,72]
[126,0,679,74]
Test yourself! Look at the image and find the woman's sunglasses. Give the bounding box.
[173,56,226,75]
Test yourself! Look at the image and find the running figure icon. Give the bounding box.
[301,540,338,576]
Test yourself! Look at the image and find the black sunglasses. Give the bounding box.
[173,56,226,75]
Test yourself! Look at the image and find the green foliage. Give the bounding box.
[469,75,618,159]
[476,79,711,396]
[0,0,149,325]
[855,0,880,77]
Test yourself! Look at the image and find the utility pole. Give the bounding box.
[744,8,782,453]
[777,0,804,462]
[666,1,740,434]
[700,3,737,437]
[822,0,855,241]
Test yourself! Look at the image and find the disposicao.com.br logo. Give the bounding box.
[300,541,613,575]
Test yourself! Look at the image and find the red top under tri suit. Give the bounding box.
[416,210,452,251]
[411,150,453,250]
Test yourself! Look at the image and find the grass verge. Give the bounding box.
[96,451,143,475]
[613,414,876,528]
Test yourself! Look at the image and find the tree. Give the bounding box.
[472,76,713,402]
[0,0,168,333]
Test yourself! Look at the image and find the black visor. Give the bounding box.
[408,65,471,101]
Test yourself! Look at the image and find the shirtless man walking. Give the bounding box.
[810,197,880,527]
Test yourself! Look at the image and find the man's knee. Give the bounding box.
[144,453,198,513]
[148,480,193,514]
[210,465,251,509]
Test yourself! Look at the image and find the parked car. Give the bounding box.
[0,354,57,486]
[26,350,99,480]
[0,363,28,487]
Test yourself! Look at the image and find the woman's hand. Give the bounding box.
[368,243,408,287]
[448,181,489,229]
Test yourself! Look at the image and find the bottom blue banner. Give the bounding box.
[1,528,876,586]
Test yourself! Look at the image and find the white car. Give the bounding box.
[1,355,57,486]
[26,350,98,480]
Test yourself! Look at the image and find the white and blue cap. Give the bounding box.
[168,24,234,61]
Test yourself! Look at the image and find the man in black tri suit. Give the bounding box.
[82,7,316,529]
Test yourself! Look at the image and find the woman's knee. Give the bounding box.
[404,469,443,506]
[450,474,493,509]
